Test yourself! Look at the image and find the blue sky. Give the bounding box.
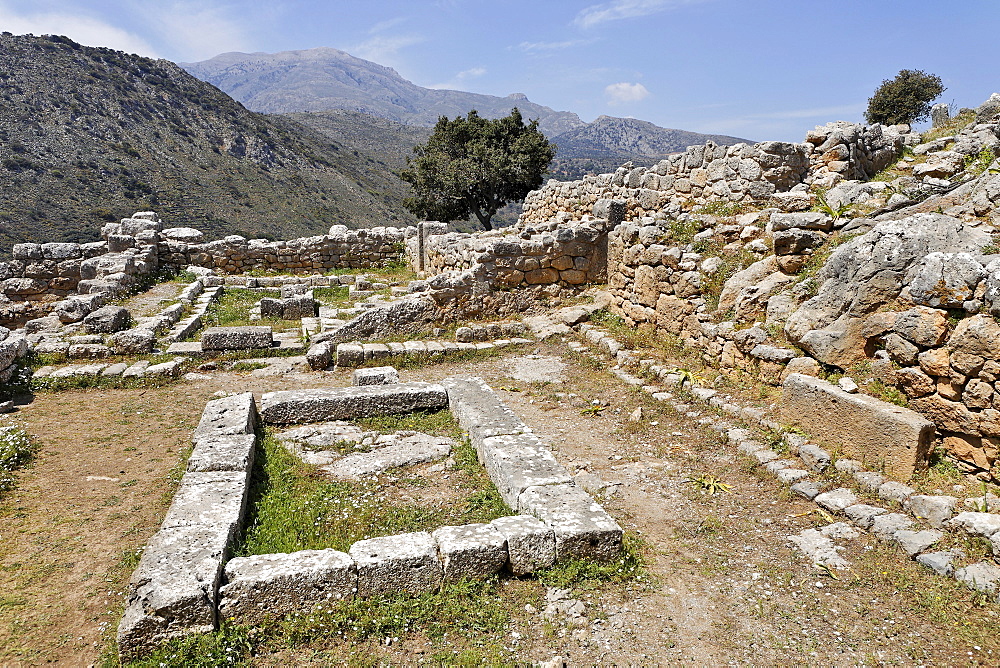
[1,0,997,141]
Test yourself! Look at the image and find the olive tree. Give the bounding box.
[865,69,945,126]
[399,108,555,230]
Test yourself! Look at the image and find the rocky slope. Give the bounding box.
[0,34,417,255]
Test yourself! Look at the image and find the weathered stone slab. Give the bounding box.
[870,512,914,539]
[479,433,573,508]
[322,434,453,478]
[349,531,443,597]
[440,377,530,448]
[187,434,256,473]
[202,326,273,350]
[261,383,448,425]
[160,471,249,540]
[116,525,228,660]
[432,523,508,581]
[192,392,258,441]
[352,366,399,386]
[219,549,356,624]
[905,495,957,528]
[166,341,205,357]
[916,550,961,577]
[893,529,943,557]
[781,373,934,479]
[844,503,889,528]
[878,481,916,504]
[946,511,1000,537]
[956,561,1000,597]
[490,515,556,575]
[814,488,858,513]
[517,483,622,562]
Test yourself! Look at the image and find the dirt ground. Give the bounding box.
[2,341,999,666]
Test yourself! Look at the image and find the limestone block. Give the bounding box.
[83,305,131,333]
[440,377,530,448]
[517,483,622,562]
[160,471,249,540]
[781,374,934,479]
[187,434,256,473]
[814,488,858,513]
[490,515,555,575]
[870,512,914,539]
[192,392,258,442]
[323,434,452,479]
[116,525,228,660]
[201,326,273,350]
[956,561,1000,597]
[479,433,573,508]
[797,444,831,471]
[352,366,399,386]
[109,328,155,355]
[905,495,957,528]
[144,360,181,377]
[219,549,355,624]
[878,481,916,504]
[306,341,333,371]
[350,532,442,597]
[946,511,1000,538]
[260,383,448,425]
[335,343,364,367]
[844,504,889,528]
[432,523,508,581]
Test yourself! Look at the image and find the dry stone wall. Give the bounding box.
[519,122,910,226]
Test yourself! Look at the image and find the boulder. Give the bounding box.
[109,328,156,355]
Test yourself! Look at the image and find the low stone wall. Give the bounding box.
[159,225,413,275]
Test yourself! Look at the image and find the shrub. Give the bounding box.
[865,69,945,126]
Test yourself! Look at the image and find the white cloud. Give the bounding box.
[515,38,594,53]
[368,17,407,34]
[574,0,707,29]
[129,1,253,61]
[350,33,425,64]
[605,81,650,105]
[429,66,487,90]
[0,1,158,56]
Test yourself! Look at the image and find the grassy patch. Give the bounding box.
[312,286,351,307]
[198,288,299,332]
[237,417,509,556]
[538,532,648,589]
[353,408,464,440]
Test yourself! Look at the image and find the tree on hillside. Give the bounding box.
[865,69,945,126]
[399,108,555,230]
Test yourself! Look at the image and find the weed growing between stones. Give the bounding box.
[537,532,647,589]
[0,426,36,497]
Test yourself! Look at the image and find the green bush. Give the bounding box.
[865,69,945,126]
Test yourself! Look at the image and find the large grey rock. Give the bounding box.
[870,512,914,539]
[490,515,556,575]
[192,393,258,441]
[219,549,355,624]
[956,561,1000,597]
[781,374,934,479]
[878,481,916,504]
[432,523,508,581]
[770,212,833,232]
[260,383,448,425]
[844,503,889,528]
[916,550,961,577]
[784,214,991,365]
[907,252,984,308]
[321,297,437,344]
[946,511,1000,537]
[83,305,131,333]
[517,483,622,562]
[892,529,943,557]
[201,326,273,350]
[479,433,573,509]
[349,531,442,597]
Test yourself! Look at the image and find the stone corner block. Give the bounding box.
[490,515,556,575]
[517,483,622,562]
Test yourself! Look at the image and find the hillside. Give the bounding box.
[0,34,417,254]
[181,48,586,137]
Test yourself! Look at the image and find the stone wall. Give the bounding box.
[422,216,610,289]
[519,121,910,226]
[159,224,414,275]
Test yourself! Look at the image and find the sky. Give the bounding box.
[1,0,998,142]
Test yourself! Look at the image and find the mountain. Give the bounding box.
[547,115,754,180]
[182,47,754,181]
[0,34,417,255]
[181,48,586,137]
